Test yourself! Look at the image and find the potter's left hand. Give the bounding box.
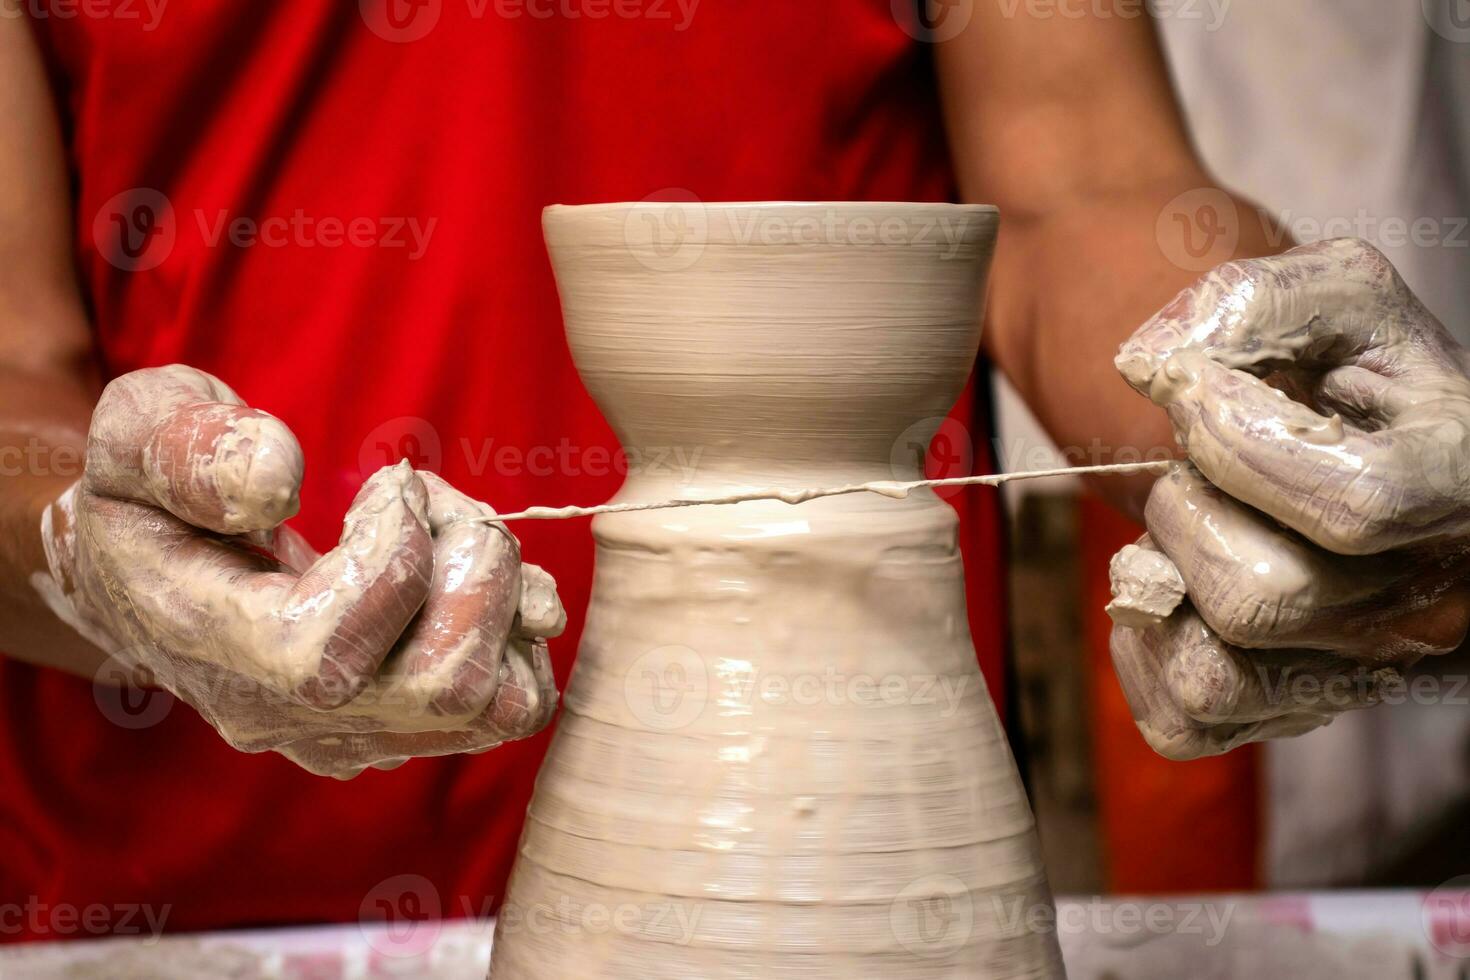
[1107,238,1470,760]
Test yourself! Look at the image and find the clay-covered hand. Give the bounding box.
[37,365,565,778]
[1107,238,1470,760]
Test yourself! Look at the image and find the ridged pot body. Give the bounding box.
[489,202,1063,979]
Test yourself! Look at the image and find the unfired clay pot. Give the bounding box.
[489,202,1063,978]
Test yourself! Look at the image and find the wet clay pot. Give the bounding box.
[489,202,1063,979]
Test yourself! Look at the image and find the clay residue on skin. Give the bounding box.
[1115,238,1470,557]
[1106,239,1470,761]
[1106,539,1186,629]
[37,365,564,778]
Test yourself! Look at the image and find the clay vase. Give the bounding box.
[489,203,1063,979]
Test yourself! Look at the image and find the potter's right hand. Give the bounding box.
[37,365,564,778]
[1107,239,1470,760]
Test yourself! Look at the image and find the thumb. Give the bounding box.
[85,364,303,535]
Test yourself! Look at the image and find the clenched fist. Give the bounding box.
[1108,239,1470,760]
[36,365,564,778]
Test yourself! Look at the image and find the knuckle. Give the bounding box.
[1166,643,1243,722]
[1208,257,1271,300]
[1333,237,1397,286]
[431,655,504,717]
[1202,593,1279,649]
[293,639,379,709]
[1107,622,1148,670]
[1319,508,1395,557]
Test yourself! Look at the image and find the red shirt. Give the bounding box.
[2,0,1009,940]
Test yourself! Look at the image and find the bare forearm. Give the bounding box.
[985,180,1285,514]
[934,6,1290,515]
[0,10,109,677]
[0,356,105,677]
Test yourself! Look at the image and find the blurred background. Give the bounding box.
[1003,0,1470,896]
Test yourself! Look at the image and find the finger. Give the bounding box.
[517,562,567,639]
[1110,611,1382,760]
[284,730,495,779]
[276,641,558,777]
[278,723,526,779]
[1148,353,1447,554]
[487,636,557,737]
[1144,463,1373,649]
[1161,621,1387,724]
[1115,238,1417,395]
[86,365,303,534]
[285,463,435,707]
[1146,464,1470,660]
[1315,366,1416,430]
[1110,612,1233,761]
[378,472,522,718]
[77,464,435,717]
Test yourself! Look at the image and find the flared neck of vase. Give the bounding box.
[544,201,999,485]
